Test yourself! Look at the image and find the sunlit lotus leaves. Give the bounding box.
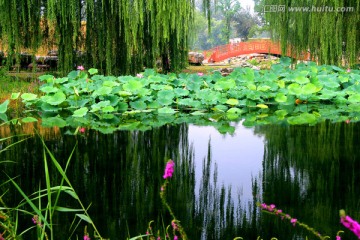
[39,74,55,83]
[257,104,268,109]
[277,80,285,88]
[130,100,147,110]
[227,107,243,114]
[287,113,317,125]
[257,85,271,91]
[21,117,38,123]
[90,101,111,112]
[10,92,20,100]
[42,117,67,127]
[287,83,302,95]
[0,100,9,113]
[123,80,144,93]
[275,93,287,103]
[21,93,38,101]
[73,107,88,117]
[40,85,59,93]
[225,98,239,106]
[302,83,322,94]
[174,88,190,97]
[45,91,66,105]
[103,81,120,87]
[40,102,60,111]
[92,86,112,96]
[214,78,236,91]
[88,68,98,75]
[158,107,176,114]
[348,94,360,103]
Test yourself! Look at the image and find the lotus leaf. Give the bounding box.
[130,100,147,110]
[88,68,98,75]
[39,74,55,83]
[0,100,9,113]
[174,88,189,97]
[42,116,67,127]
[275,93,287,103]
[11,92,20,100]
[123,80,144,93]
[40,85,59,93]
[348,94,360,103]
[90,101,111,112]
[21,93,38,101]
[214,78,236,91]
[287,113,317,125]
[92,86,113,96]
[257,104,268,109]
[158,107,177,114]
[73,107,88,117]
[21,117,38,123]
[44,91,66,105]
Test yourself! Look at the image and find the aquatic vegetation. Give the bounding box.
[259,203,354,240]
[0,58,359,133]
[339,210,360,239]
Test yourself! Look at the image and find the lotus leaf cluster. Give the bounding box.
[1,58,360,133]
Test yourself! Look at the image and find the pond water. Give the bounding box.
[1,121,360,239]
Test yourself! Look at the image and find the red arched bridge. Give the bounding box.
[203,40,310,63]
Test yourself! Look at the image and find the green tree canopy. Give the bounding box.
[0,0,195,75]
[260,0,359,66]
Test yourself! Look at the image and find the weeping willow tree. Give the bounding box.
[262,0,359,66]
[0,0,195,75]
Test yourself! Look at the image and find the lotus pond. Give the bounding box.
[1,58,360,239]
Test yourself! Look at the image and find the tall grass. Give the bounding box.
[0,126,104,239]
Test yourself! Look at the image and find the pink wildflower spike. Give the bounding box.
[172,221,178,230]
[290,218,297,226]
[157,237,161,240]
[197,72,204,76]
[77,65,85,71]
[336,236,341,240]
[276,209,282,215]
[268,204,276,211]
[260,203,267,209]
[146,231,150,235]
[84,235,91,240]
[163,160,175,179]
[340,215,360,238]
[174,236,178,240]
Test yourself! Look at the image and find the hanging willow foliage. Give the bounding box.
[0,0,195,75]
[263,0,359,66]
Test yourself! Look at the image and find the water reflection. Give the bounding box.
[1,121,360,239]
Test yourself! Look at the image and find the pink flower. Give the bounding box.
[290,218,297,226]
[336,236,341,240]
[347,68,351,73]
[136,73,144,78]
[268,204,276,211]
[345,119,350,124]
[79,127,86,133]
[174,236,178,240]
[341,215,360,238]
[171,221,178,230]
[163,160,175,179]
[276,209,282,215]
[197,72,204,76]
[0,234,4,240]
[84,235,91,240]
[157,237,161,240]
[146,231,150,235]
[77,65,85,71]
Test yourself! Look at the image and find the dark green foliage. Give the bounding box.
[262,0,360,66]
[0,0,195,75]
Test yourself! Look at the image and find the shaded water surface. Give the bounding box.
[1,121,360,239]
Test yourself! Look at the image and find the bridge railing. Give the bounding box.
[203,40,310,63]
